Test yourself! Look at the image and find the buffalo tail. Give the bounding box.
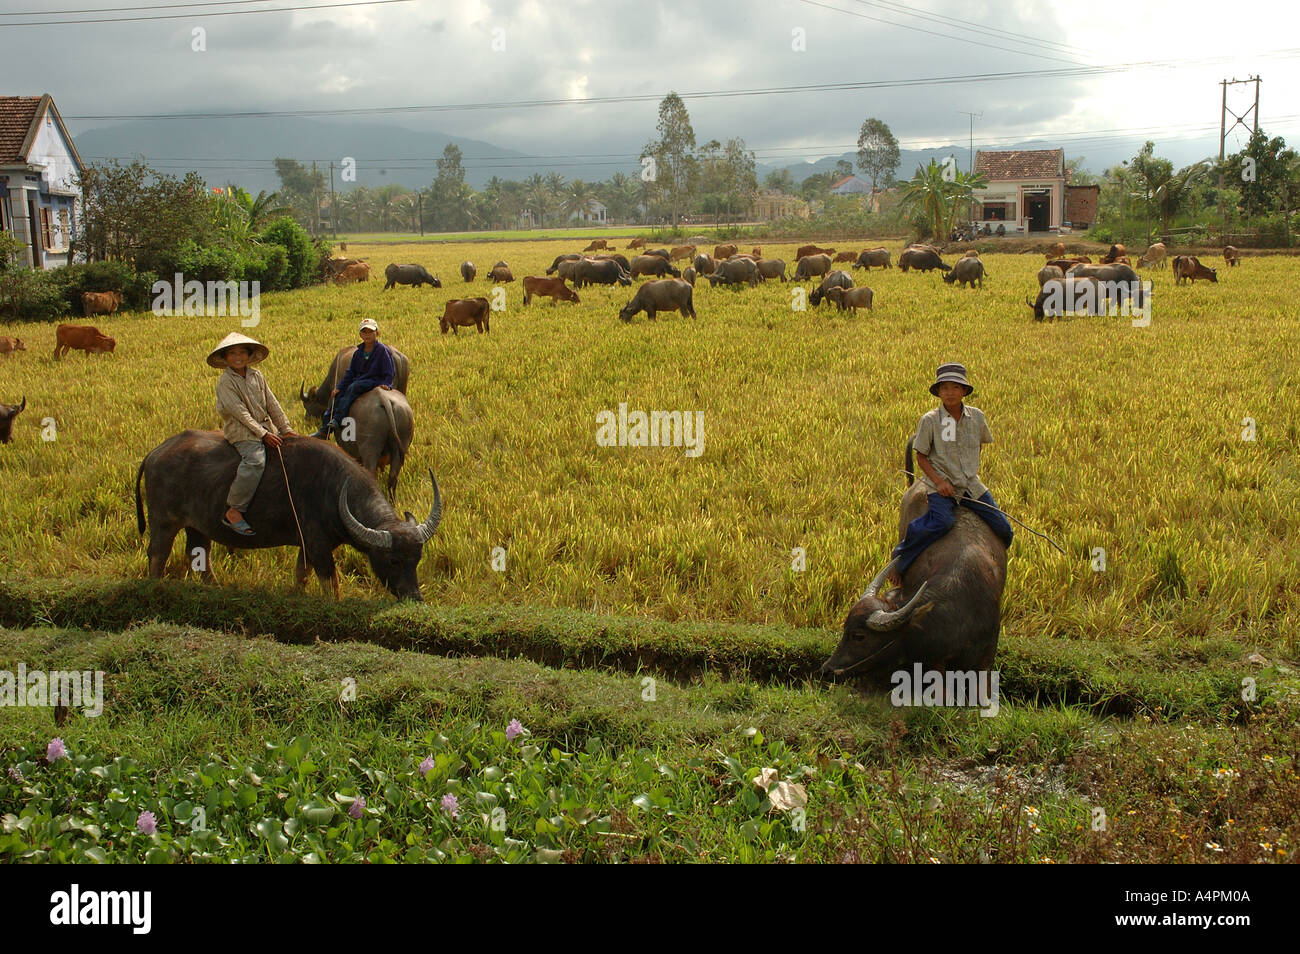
[381,392,404,479]
[135,456,147,534]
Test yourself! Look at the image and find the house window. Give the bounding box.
[982,202,1008,221]
[59,209,70,245]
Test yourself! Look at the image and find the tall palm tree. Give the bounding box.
[338,188,373,233]
[561,179,598,224]
[1154,161,1208,236]
[228,185,291,232]
[900,160,986,241]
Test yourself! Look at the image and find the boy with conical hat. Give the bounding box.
[208,332,297,536]
[887,363,1013,588]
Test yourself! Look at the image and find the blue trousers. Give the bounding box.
[890,491,1014,577]
[324,381,372,427]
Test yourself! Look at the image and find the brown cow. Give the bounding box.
[0,336,25,357]
[669,244,696,261]
[54,324,116,359]
[325,257,363,277]
[714,243,738,260]
[1224,245,1241,267]
[583,239,609,252]
[751,247,762,258]
[1101,243,1126,264]
[627,238,646,250]
[0,396,25,444]
[82,290,123,316]
[1045,242,1065,259]
[833,251,858,263]
[1173,256,1218,285]
[522,276,580,305]
[1137,242,1167,269]
[440,298,491,334]
[489,262,514,283]
[335,262,370,284]
[796,244,835,260]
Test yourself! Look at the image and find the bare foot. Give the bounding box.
[225,507,244,524]
[886,569,902,590]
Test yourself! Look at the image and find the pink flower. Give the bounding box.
[506,719,524,741]
[349,797,365,819]
[47,738,66,762]
[419,755,435,779]
[441,793,459,819]
[136,811,157,835]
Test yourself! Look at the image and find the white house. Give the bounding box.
[829,174,870,196]
[971,148,1066,235]
[567,199,607,224]
[0,94,85,268]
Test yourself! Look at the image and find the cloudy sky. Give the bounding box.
[5,0,1299,178]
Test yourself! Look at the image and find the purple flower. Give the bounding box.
[506,719,524,741]
[136,811,157,835]
[419,755,435,779]
[441,793,459,819]
[46,738,66,762]
[349,797,365,819]
[7,765,23,782]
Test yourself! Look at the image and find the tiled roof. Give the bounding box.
[974,149,1064,181]
[0,95,44,164]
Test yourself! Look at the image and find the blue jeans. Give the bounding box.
[890,491,1013,577]
[325,381,372,427]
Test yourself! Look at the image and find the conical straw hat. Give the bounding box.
[207,332,269,369]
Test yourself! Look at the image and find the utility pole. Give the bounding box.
[329,161,337,240]
[311,160,321,237]
[956,110,982,232]
[1219,76,1261,242]
[418,192,424,236]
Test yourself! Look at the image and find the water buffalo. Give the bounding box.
[300,346,411,421]
[755,259,788,282]
[547,253,582,275]
[1036,265,1065,288]
[556,258,584,282]
[489,262,514,283]
[1025,276,1106,320]
[575,258,633,287]
[592,253,632,271]
[942,257,987,288]
[809,269,853,306]
[644,248,671,260]
[693,253,716,276]
[793,253,833,281]
[384,264,440,290]
[630,255,680,279]
[460,261,476,282]
[681,267,696,286]
[618,279,696,322]
[1067,262,1146,305]
[706,257,759,287]
[853,248,891,270]
[135,431,441,600]
[333,387,415,499]
[819,441,1006,683]
[898,247,951,273]
[0,396,25,444]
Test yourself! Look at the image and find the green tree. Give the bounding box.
[856,118,900,194]
[1154,161,1209,236]
[273,158,326,231]
[600,172,640,224]
[77,160,213,267]
[643,92,697,224]
[430,144,473,231]
[900,160,986,241]
[562,179,599,223]
[1226,129,1299,219]
[764,168,795,193]
[1125,142,1173,246]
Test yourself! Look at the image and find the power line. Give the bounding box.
[0,1,287,15]
[0,0,414,26]
[847,0,1098,60]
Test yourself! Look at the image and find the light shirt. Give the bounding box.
[913,402,994,498]
[216,366,292,444]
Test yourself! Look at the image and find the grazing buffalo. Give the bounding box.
[796,244,835,260]
[853,248,891,270]
[0,336,25,357]
[793,253,833,281]
[1101,243,1126,264]
[82,290,123,316]
[556,258,584,282]
[1224,245,1241,267]
[669,245,696,261]
[489,262,514,283]
[54,324,115,359]
[1026,276,1107,320]
[627,238,647,250]
[592,253,632,271]
[898,247,951,273]
[135,431,441,600]
[809,269,853,306]
[1036,265,1065,288]
[755,259,788,282]
[942,257,987,289]
[575,259,633,287]
[0,396,25,444]
[583,239,610,252]
[460,261,476,282]
[383,263,441,290]
[1066,261,1145,305]
[630,255,680,279]
[1045,242,1066,259]
[681,267,696,286]
[693,253,716,277]
[336,263,371,284]
[546,253,582,275]
[706,257,760,287]
[441,298,491,334]
[1172,255,1218,285]
[713,243,738,260]
[618,279,696,322]
[819,440,1007,683]
[825,286,873,313]
[1137,242,1167,269]
[523,276,581,305]
[300,345,411,421]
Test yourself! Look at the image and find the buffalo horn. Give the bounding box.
[415,472,442,543]
[300,380,309,402]
[338,479,392,550]
[18,396,25,412]
[867,581,930,632]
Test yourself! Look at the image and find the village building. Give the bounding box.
[0,94,85,268]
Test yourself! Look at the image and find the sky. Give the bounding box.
[3,0,1298,179]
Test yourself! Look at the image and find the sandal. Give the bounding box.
[222,516,255,536]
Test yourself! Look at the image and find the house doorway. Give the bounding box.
[1025,192,1050,233]
[28,199,43,269]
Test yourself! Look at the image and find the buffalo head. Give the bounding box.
[338,472,441,601]
[819,558,931,682]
